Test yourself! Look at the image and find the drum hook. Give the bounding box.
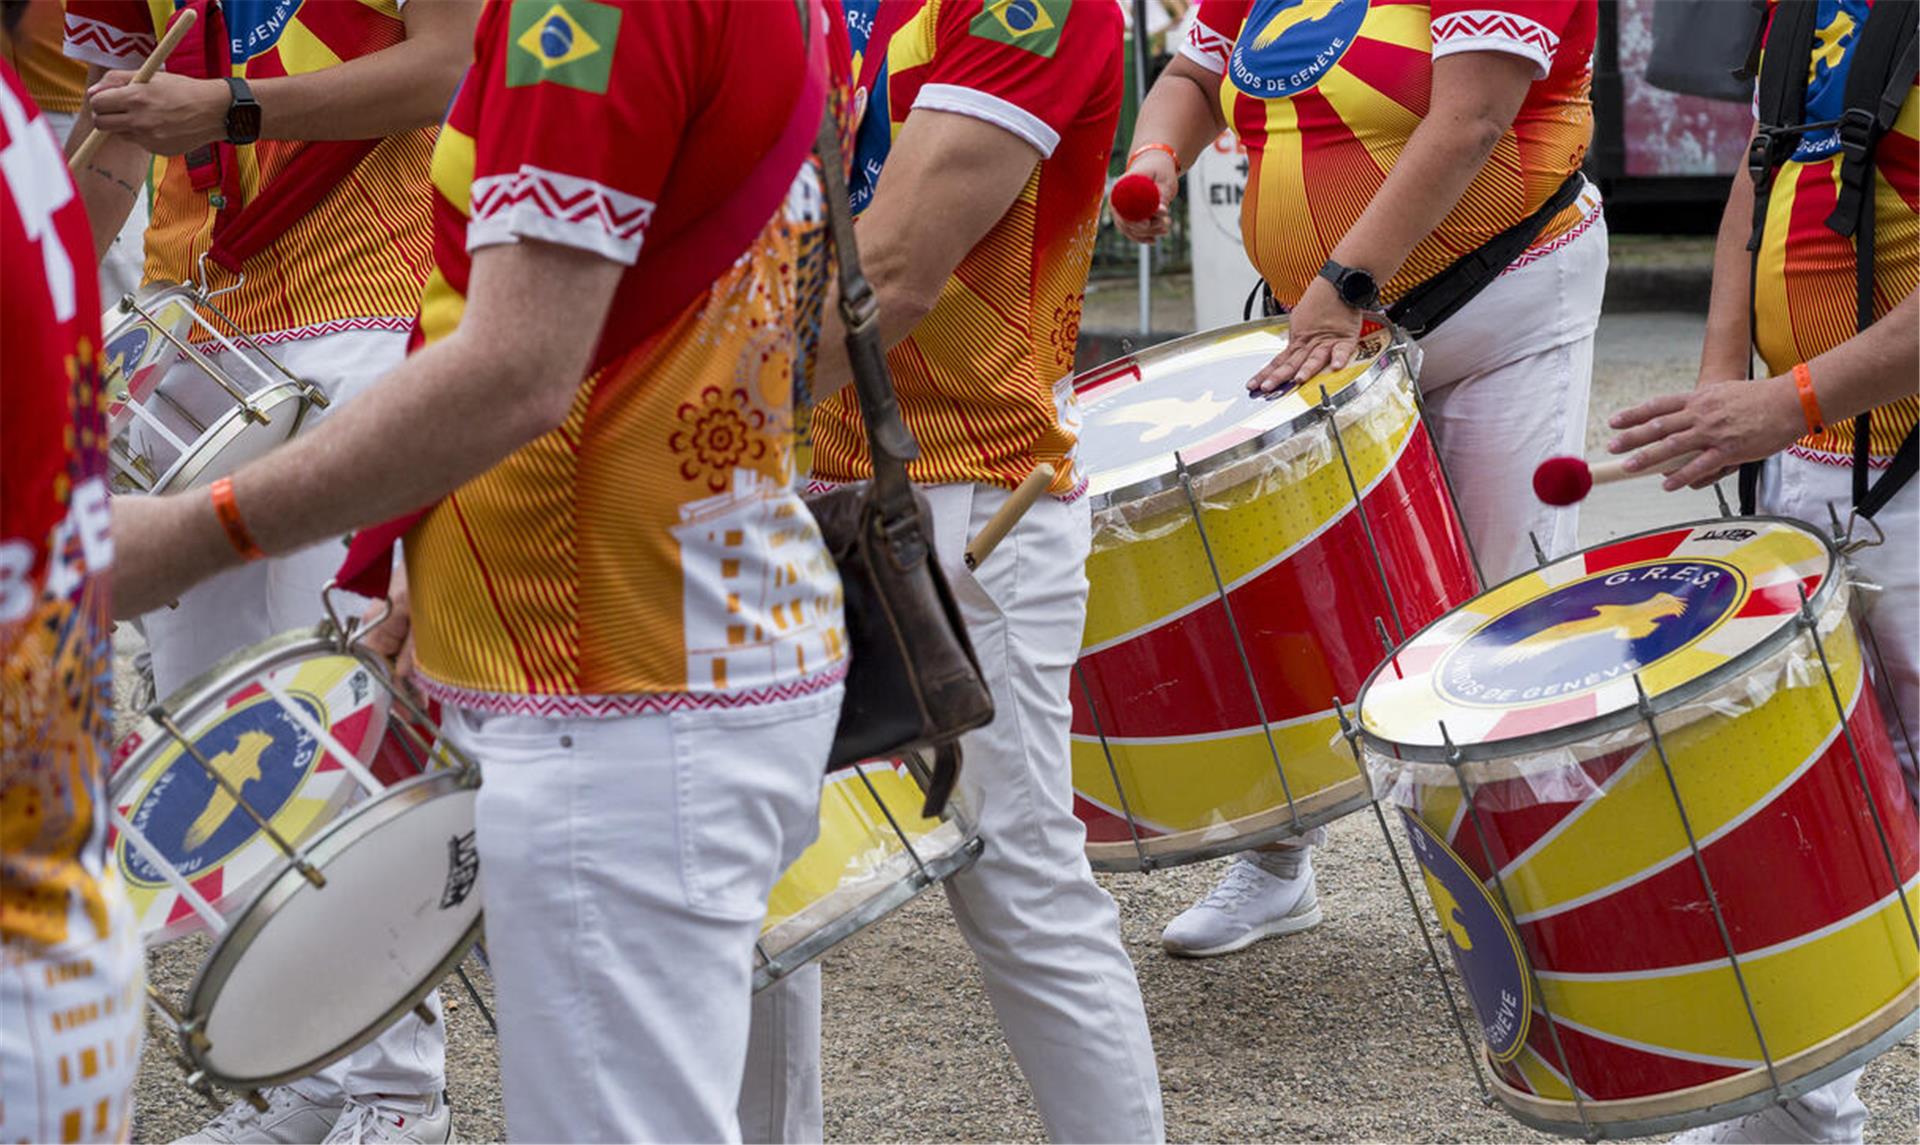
[194,251,246,300]
[323,580,393,652]
[1827,502,1885,555]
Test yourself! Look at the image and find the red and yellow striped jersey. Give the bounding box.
[64,0,433,340]
[2,62,115,950]
[2,1,87,114]
[404,0,846,716]
[1183,0,1598,308]
[809,0,1123,497]
[1753,0,1917,462]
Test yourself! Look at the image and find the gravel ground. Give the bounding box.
[120,311,1917,1143]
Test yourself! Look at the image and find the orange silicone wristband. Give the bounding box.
[1126,142,1180,174]
[209,477,266,562]
[1793,362,1825,434]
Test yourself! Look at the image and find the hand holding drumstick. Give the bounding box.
[68,8,198,170]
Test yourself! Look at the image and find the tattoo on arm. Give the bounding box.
[83,164,140,194]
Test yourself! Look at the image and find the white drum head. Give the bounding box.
[183,772,482,1088]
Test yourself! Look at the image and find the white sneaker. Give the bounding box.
[1670,1100,1855,1144]
[1161,852,1322,957]
[172,1086,340,1144]
[321,1094,452,1145]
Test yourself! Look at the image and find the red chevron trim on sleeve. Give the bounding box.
[1430,10,1559,77]
[63,13,155,70]
[1179,20,1234,74]
[466,165,656,265]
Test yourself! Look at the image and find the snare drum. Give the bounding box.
[1357,519,1918,1139]
[122,619,477,1099]
[102,283,324,495]
[1071,318,1479,869]
[757,758,980,990]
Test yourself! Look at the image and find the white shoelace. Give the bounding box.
[323,1101,384,1145]
[205,1088,298,1136]
[1197,861,1272,912]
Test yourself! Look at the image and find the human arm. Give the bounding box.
[810,108,1043,398]
[65,65,146,262]
[1114,54,1227,243]
[1250,49,1541,392]
[83,0,476,154]
[1607,288,1920,490]
[1696,131,1759,384]
[107,240,622,619]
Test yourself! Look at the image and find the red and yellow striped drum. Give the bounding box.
[1070,318,1478,869]
[756,759,980,990]
[1357,518,1918,1138]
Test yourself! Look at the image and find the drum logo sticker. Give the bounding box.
[1400,810,1531,1061]
[120,696,326,886]
[102,324,151,415]
[1437,560,1745,707]
[441,830,479,909]
[1228,0,1366,99]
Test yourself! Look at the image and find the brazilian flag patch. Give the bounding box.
[969,0,1069,58]
[506,0,621,93]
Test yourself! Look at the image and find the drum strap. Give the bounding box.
[1737,0,1919,518]
[1382,169,1587,339]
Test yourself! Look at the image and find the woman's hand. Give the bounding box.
[1607,375,1806,490]
[87,71,230,155]
[1112,150,1179,243]
[1246,276,1364,395]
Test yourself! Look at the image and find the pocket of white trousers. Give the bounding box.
[669,691,840,920]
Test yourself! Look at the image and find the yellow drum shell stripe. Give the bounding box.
[1071,711,1355,833]
[1082,357,1414,650]
[1534,883,1919,1063]
[1495,622,1866,918]
[763,765,943,934]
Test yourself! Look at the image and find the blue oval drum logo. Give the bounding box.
[1228,0,1367,99]
[1402,811,1531,1061]
[103,324,150,389]
[1438,560,1744,707]
[121,695,326,886]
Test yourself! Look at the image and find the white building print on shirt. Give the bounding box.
[673,469,845,692]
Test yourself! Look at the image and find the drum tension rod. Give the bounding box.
[125,296,272,425]
[147,705,327,888]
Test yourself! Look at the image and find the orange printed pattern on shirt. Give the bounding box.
[403,0,846,715]
[1183,0,1597,309]
[808,0,1123,497]
[1752,0,1918,463]
[63,0,433,339]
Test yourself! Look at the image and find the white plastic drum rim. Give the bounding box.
[1354,516,1843,764]
[1075,315,1413,512]
[151,380,313,495]
[109,626,393,945]
[180,770,483,1090]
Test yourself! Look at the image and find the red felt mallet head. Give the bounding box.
[1532,455,1594,507]
[1110,173,1161,223]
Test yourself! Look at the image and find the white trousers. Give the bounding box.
[132,327,445,1103]
[453,687,843,1143]
[740,487,1166,1143]
[0,892,144,1144]
[1749,449,1920,1143]
[45,109,147,306]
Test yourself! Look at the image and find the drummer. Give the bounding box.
[1114,0,1606,960]
[1608,1,1917,1137]
[106,0,848,1138]
[63,1,477,1139]
[735,1,1166,1140]
[0,29,141,1142]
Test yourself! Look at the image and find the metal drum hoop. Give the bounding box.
[146,380,314,495]
[1353,516,1844,765]
[1081,316,1415,514]
[177,768,483,1090]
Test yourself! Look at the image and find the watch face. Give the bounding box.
[1338,270,1376,308]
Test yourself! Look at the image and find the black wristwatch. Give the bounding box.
[1318,258,1380,311]
[224,76,261,145]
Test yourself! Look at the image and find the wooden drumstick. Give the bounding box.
[965,463,1055,570]
[67,8,198,172]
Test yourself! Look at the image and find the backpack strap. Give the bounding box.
[1825,0,1918,241]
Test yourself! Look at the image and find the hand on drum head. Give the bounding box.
[1606,376,1801,491]
[1247,276,1363,395]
